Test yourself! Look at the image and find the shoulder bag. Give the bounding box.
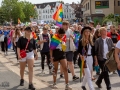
[0,35,5,42]
[20,40,30,58]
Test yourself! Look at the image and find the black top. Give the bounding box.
[111,33,118,43]
[77,40,95,56]
[17,37,36,51]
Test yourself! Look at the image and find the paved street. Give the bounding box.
[0,61,28,90]
[0,49,120,90]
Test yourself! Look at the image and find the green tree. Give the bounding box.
[102,13,120,25]
[20,1,37,22]
[1,0,37,24]
[0,7,6,24]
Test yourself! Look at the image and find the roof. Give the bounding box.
[35,2,57,9]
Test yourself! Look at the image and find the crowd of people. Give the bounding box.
[0,21,120,90]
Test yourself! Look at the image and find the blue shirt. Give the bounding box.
[3,30,9,37]
[0,30,3,34]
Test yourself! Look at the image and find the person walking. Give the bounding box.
[95,27,114,90]
[17,27,38,90]
[78,26,95,90]
[38,26,52,74]
[50,28,71,89]
[13,28,23,60]
[62,21,79,81]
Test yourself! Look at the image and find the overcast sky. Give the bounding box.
[0,0,81,5]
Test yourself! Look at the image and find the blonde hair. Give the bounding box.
[23,31,33,39]
[81,31,94,47]
[99,27,107,34]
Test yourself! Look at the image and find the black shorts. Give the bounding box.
[53,49,66,62]
[65,51,74,62]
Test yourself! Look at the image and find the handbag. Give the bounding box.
[20,40,30,58]
[0,35,5,42]
[69,38,76,52]
[105,48,117,72]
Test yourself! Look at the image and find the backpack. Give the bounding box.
[105,48,117,72]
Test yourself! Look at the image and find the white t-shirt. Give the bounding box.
[87,44,92,55]
[103,38,109,59]
[56,43,62,50]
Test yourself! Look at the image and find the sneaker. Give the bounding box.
[74,64,78,68]
[96,72,100,75]
[20,79,24,86]
[68,69,71,73]
[49,69,53,74]
[52,83,57,88]
[60,74,64,78]
[28,84,35,90]
[73,75,79,81]
[113,71,117,74]
[81,86,87,90]
[6,52,8,56]
[95,81,102,88]
[65,83,71,90]
[40,70,45,74]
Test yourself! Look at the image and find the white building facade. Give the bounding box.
[35,2,75,23]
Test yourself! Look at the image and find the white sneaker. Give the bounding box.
[65,84,72,90]
[52,83,57,88]
[40,70,45,75]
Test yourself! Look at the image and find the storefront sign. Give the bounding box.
[95,10,103,13]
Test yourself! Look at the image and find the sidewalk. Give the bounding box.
[0,51,52,90]
[0,62,28,90]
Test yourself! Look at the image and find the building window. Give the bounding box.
[69,9,71,12]
[86,3,87,10]
[46,15,47,18]
[64,15,66,18]
[48,10,49,14]
[39,16,40,19]
[95,1,109,9]
[88,3,89,10]
[43,15,45,18]
[118,1,120,6]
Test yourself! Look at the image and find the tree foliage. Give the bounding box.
[0,7,6,24]
[102,13,120,25]
[0,0,37,24]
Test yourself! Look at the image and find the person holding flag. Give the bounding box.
[50,28,71,89]
[78,26,95,90]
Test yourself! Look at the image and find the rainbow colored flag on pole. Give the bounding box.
[53,4,63,27]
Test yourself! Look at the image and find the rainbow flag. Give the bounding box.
[50,34,66,50]
[53,4,63,27]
